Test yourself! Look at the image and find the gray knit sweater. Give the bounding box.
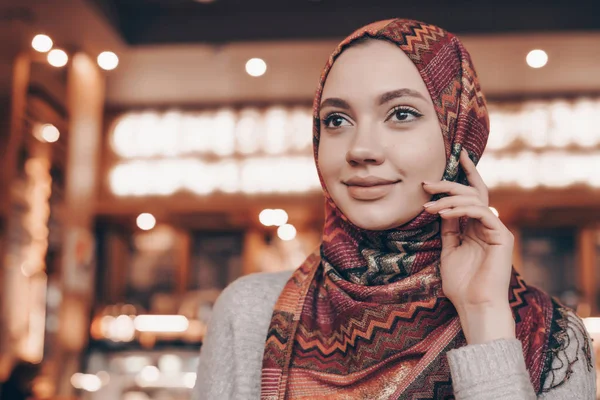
[193,271,597,400]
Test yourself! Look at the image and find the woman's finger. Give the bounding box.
[422,180,479,198]
[438,205,505,233]
[440,215,461,250]
[460,149,489,201]
[424,195,483,214]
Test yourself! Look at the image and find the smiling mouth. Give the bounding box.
[343,178,401,200]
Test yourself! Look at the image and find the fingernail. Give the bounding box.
[438,208,451,214]
[423,201,436,208]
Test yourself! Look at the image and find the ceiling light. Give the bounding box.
[259,209,274,226]
[97,51,119,71]
[138,366,160,383]
[526,49,548,69]
[136,213,156,230]
[259,209,288,226]
[40,124,60,143]
[277,224,296,241]
[133,315,189,333]
[32,34,53,53]
[47,49,68,67]
[245,58,267,77]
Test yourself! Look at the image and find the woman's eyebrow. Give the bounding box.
[320,98,351,110]
[378,88,428,105]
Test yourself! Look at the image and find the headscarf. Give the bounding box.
[261,19,582,399]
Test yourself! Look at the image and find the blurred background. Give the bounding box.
[1,0,600,399]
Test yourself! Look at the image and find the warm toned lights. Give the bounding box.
[110,108,313,158]
[96,371,110,386]
[158,355,182,374]
[139,366,160,382]
[133,315,189,333]
[277,224,297,241]
[478,152,600,189]
[526,49,548,69]
[136,213,156,230]
[183,373,197,389]
[32,34,53,52]
[245,58,267,77]
[133,366,196,389]
[47,49,68,67]
[108,98,600,196]
[583,317,600,335]
[97,51,119,71]
[109,157,320,196]
[39,124,60,143]
[101,315,136,342]
[71,373,102,392]
[110,100,600,160]
[259,209,288,227]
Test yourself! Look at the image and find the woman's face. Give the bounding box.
[318,39,447,231]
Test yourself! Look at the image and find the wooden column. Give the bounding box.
[0,53,31,381]
[577,228,597,316]
[54,52,105,396]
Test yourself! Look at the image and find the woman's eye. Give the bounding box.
[388,107,423,123]
[323,114,351,128]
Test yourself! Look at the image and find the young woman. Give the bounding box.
[194,19,596,399]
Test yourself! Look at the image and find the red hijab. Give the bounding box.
[261,19,574,399]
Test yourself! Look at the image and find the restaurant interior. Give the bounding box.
[1,0,600,399]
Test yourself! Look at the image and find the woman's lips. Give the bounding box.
[343,177,401,201]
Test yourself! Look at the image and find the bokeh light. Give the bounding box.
[40,124,60,143]
[245,58,267,77]
[97,51,119,70]
[277,224,297,241]
[136,213,156,231]
[526,49,548,69]
[32,34,53,52]
[47,49,68,67]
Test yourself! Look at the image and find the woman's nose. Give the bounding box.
[345,129,385,166]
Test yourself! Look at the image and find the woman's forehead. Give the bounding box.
[320,40,431,106]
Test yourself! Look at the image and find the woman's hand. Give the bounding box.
[423,149,516,345]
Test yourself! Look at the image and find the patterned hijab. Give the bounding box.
[261,19,576,399]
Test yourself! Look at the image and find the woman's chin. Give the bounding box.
[345,209,417,231]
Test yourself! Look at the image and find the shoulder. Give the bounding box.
[541,308,596,395]
[213,270,294,320]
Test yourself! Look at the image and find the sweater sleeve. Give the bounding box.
[192,285,235,400]
[447,311,597,400]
